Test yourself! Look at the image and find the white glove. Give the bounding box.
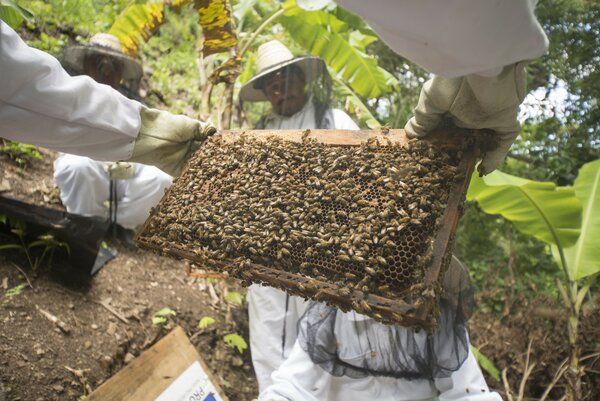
[106,162,135,180]
[128,106,217,176]
[405,62,527,175]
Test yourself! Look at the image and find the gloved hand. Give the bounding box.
[128,106,217,176]
[404,62,527,175]
[106,162,135,180]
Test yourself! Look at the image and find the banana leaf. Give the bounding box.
[467,170,581,250]
[279,1,395,99]
[553,159,600,280]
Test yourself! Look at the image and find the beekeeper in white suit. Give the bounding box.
[1,20,215,176]
[257,1,547,400]
[239,40,359,392]
[52,33,172,242]
[259,257,502,401]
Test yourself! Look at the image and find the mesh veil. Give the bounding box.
[242,58,333,129]
[297,256,474,380]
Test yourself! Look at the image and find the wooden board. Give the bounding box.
[87,326,229,401]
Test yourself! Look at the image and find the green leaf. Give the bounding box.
[154,307,177,317]
[198,316,216,329]
[471,346,500,381]
[225,291,244,306]
[558,159,600,280]
[279,3,393,98]
[0,0,34,29]
[467,170,582,249]
[108,3,166,57]
[152,315,167,325]
[348,31,377,52]
[223,333,248,354]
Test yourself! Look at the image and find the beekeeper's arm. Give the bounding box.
[258,342,332,401]
[333,0,549,174]
[0,21,214,176]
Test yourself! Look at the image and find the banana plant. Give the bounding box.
[108,0,395,128]
[467,160,600,401]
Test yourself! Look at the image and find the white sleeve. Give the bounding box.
[329,109,360,130]
[435,350,503,401]
[259,342,332,401]
[0,20,142,161]
[335,0,549,77]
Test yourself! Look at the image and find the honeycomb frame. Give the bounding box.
[136,128,479,329]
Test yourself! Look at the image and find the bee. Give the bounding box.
[378,284,390,293]
[338,287,351,296]
[364,266,377,276]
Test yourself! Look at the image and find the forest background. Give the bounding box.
[0,0,599,400]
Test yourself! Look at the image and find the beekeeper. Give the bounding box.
[52,33,172,243]
[259,257,502,401]
[1,20,215,176]
[239,40,359,391]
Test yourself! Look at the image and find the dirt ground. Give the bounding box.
[0,147,598,401]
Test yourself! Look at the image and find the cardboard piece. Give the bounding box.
[87,326,229,401]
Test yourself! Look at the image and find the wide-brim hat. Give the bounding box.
[62,33,142,81]
[239,40,324,102]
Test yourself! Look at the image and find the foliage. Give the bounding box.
[279,0,396,100]
[224,291,244,306]
[198,316,216,329]
[4,284,25,299]
[0,0,34,29]
[152,307,177,326]
[0,140,42,166]
[108,2,166,57]
[0,218,70,271]
[467,170,582,250]
[554,159,600,280]
[223,333,247,354]
[468,161,599,401]
[454,204,557,312]
[471,346,500,381]
[194,0,238,56]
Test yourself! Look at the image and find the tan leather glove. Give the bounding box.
[106,162,135,180]
[405,62,527,175]
[128,106,217,176]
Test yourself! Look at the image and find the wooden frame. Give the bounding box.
[137,128,479,329]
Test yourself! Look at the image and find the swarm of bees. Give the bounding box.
[138,133,464,326]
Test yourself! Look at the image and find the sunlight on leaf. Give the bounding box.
[223,333,248,354]
[195,0,238,56]
[552,159,600,280]
[109,3,166,57]
[467,170,581,249]
[198,316,216,329]
[471,346,500,381]
[225,291,244,306]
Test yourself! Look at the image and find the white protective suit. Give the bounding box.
[1,20,141,161]
[334,0,548,78]
[53,156,172,229]
[259,309,502,401]
[248,98,359,391]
